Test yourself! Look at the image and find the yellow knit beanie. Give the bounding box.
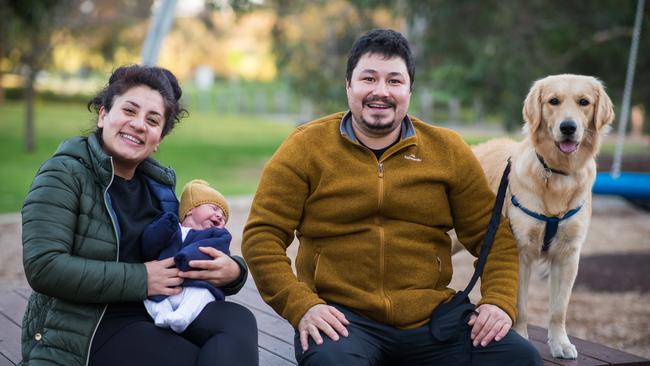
[179,179,229,223]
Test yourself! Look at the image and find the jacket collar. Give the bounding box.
[55,134,176,188]
[339,111,416,143]
[87,133,117,185]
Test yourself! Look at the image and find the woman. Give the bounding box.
[21,65,258,366]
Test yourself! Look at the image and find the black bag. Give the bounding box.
[429,293,477,342]
[429,160,511,343]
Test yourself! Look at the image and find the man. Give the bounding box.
[243,28,542,365]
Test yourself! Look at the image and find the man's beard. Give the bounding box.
[359,117,394,132]
[359,95,397,132]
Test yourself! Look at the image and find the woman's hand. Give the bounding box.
[144,257,183,296]
[178,247,241,287]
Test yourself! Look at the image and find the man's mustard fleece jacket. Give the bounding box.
[243,112,519,330]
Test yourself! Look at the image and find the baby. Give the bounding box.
[142,179,231,333]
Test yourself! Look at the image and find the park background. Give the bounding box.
[0,0,649,360]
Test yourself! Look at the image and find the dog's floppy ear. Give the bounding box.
[593,79,615,131]
[523,79,543,132]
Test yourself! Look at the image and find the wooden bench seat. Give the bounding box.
[1,282,648,366]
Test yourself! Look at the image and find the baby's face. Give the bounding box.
[187,203,226,229]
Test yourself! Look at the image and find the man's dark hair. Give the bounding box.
[346,28,414,89]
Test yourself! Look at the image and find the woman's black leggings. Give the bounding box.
[89,301,258,366]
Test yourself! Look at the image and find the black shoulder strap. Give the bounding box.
[457,158,512,299]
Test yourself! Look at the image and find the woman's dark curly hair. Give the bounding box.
[88,64,188,138]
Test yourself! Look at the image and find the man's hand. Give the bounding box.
[467,304,512,347]
[298,304,350,352]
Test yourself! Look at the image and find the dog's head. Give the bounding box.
[522,74,614,156]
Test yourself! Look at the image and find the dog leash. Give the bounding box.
[446,158,512,308]
[462,159,511,295]
[428,159,513,354]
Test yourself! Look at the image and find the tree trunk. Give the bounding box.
[0,73,5,105]
[24,67,36,152]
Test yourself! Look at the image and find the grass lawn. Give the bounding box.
[1,101,647,214]
[0,101,296,213]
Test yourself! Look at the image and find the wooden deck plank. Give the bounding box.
[2,284,649,366]
[237,279,280,314]
[528,339,565,366]
[256,333,296,365]
[535,340,609,366]
[0,312,22,365]
[229,296,295,363]
[12,288,30,300]
[231,281,296,340]
[0,289,28,326]
[229,279,296,364]
[258,348,295,366]
[229,292,296,364]
[0,353,16,366]
[229,296,295,341]
[234,279,650,366]
[0,288,26,365]
[529,325,650,366]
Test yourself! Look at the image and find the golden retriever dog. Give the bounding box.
[464,74,614,359]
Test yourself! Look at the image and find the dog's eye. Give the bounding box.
[549,98,560,105]
[579,98,590,106]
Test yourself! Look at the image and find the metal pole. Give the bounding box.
[611,0,645,178]
[141,0,178,66]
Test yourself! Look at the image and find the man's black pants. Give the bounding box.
[294,304,542,366]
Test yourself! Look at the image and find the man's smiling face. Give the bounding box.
[346,52,412,139]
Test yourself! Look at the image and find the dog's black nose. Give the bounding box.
[560,120,577,135]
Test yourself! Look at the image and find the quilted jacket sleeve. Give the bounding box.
[22,157,148,303]
[221,255,248,296]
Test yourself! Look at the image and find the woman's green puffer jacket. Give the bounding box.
[21,134,174,366]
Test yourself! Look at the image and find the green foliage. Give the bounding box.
[3,86,92,104]
[4,0,77,66]
[393,0,650,131]
[2,0,153,71]
[264,0,649,131]
[268,0,388,114]
[0,101,295,213]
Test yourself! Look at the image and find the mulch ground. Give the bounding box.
[597,154,650,173]
[575,253,650,293]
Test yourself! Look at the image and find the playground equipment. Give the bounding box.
[593,0,649,206]
[593,172,650,199]
[141,0,178,66]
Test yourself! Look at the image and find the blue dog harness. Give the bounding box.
[511,195,582,251]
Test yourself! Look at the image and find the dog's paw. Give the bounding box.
[549,340,578,359]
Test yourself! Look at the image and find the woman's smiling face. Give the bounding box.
[97,85,166,178]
